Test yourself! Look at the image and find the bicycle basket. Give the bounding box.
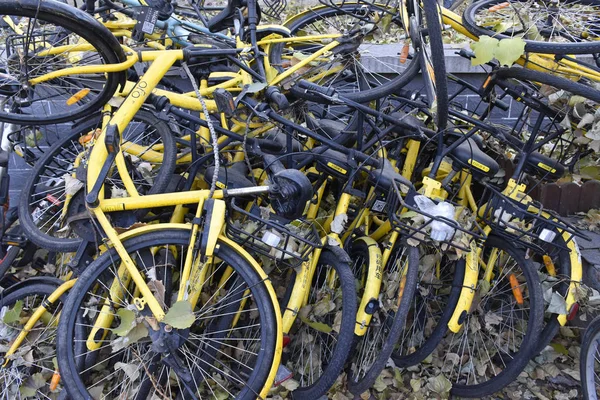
[385,181,485,252]
[478,183,585,255]
[226,198,322,269]
[6,31,60,61]
[260,0,287,19]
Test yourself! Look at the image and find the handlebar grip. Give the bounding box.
[265,87,290,111]
[458,48,475,59]
[493,98,510,111]
[294,80,336,98]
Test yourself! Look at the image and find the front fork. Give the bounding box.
[558,233,582,325]
[446,223,583,332]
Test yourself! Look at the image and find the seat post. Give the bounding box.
[245,0,267,80]
[512,112,544,181]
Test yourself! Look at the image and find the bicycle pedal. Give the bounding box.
[273,364,293,387]
[213,88,236,117]
[31,257,47,271]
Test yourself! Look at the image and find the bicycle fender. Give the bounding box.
[200,199,226,259]
[352,236,383,336]
[448,241,479,333]
[558,235,582,325]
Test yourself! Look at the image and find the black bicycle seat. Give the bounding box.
[207,0,246,33]
[521,151,565,180]
[449,138,499,178]
[308,118,357,147]
[262,130,303,152]
[204,165,254,189]
[389,111,426,136]
[314,147,352,179]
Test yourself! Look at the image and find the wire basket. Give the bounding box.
[6,30,60,60]
[478,183,586,256]
[261,0,287,19]
[226,198,322,269]
[385,181,486,252]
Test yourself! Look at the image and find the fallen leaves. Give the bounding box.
[163,300,195,329]
[470,36,526,66]
[111,308,137,337]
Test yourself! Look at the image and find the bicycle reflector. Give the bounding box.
[104,124,120,154]
[568,303,579,321]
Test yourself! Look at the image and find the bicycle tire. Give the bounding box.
[18,109,177,252]
[463,0,600,55]
[286,246,357,400]
[171,275,246,400]
[270,3,421,103]
[0,246,21,281]
[0,0,125,125]
[420,0,449,130]
[346,242,419,395]
[444,235,543,398]
[57,229,278,400]
[532,233,573,355]
[0,278,64,399]
[392,251,466,367]
[495,67,600,103]
[581,314,600,400]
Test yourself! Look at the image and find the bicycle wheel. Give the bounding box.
[495,67,600,103]
[284,246,357,399]
[270,2,421,103]
[0,0,126,125]
[18,109,177,252]
[416,0,449,130]
[531,233,573,355]
[463,0,600,55]
[582,315,600,400]
[392,243,465,367]
[439,235,543,398]
[0,277,65,399]
[346,241,419,395]
[57,229,278,400]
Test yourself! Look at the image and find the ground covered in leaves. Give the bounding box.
[268,322,586,399]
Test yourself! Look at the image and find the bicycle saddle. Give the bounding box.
[308,118,357,146]
[368,159,414,193]
[449,138,500,178]
[520,151,565,180]
[204,164,254,190]
[389,111,426,135]
[207,0,246,33]
[314,147,352,179]
[262,130,303,152]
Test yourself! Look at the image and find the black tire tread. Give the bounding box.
[18,109,177,252]
[57,230,277,400]
[0,0,125,125]
[496,67,600,103]
[463,0,600,55]
[450,235,544,397]
[347,244,419,395]
[292,246,358,399]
